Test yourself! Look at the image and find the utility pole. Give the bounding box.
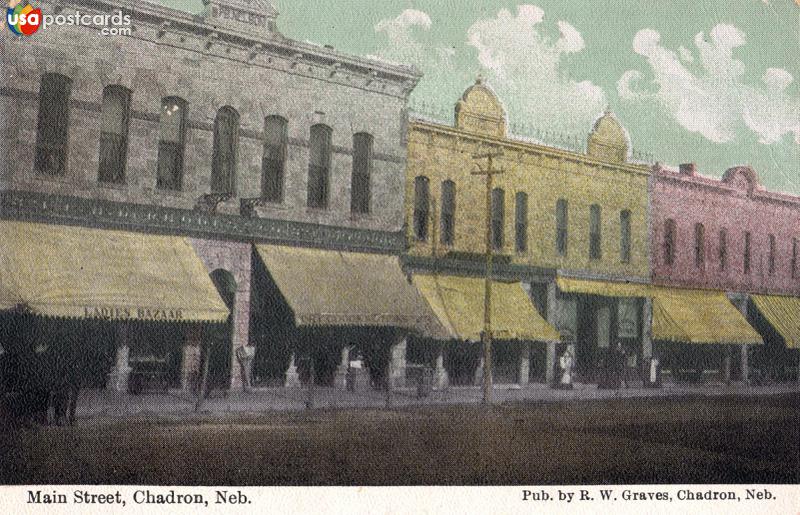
[471,149,504,406]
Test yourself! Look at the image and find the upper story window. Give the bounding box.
[664,219,676,266]
[515,192,528,253]
[308,124,332,209]
[98,85,131,184]
[719,229,727,271]
[620,210,631,264]
[413,176,430,241]
[556,199,568,256]
[694,223,705,268]
[261,115,287,202]
[491,188,505,251]
[744,231,751,274]
[211,106,239,196]
[35,73,72,176]
[589,204,602,260]
[440,180,456,246]
[768,234,776,275]
[351,132,373,214]
[156,97,187,191]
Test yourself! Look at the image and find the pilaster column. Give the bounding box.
[285,352,301,388]
[474,356,484,387]
[723,344,732,384]
[434,346,449,390]
[389,336,407,389]
[334,345,350,390]
[517,342,530,387]
[642,298,653,360]
[545,281,559,385]
[181,324,203,391]
[106,323,132,392]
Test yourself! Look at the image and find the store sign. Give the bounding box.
[83,306,184,321]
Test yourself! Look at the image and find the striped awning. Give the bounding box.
[751,294,800,349]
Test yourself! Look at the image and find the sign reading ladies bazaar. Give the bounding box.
[83,306,185,321]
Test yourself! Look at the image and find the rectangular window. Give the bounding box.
[35,73,72,176]
[744,231,751,274]
[308,124,332,209]
[491,188,505,251]
[515,192,528,253]
[351,133,373,214]
[620,210,631,264]
[440,180,455,246]
[664,219,676,266]
[793,238,798,279]
[262,116,287,202]
[556,199,568,256]
[719,229,727,271]
[98,85,131,184]
[768,234,776,275]
[211,106,239,196]
[694,223,705,267]
[589,204,602,260]
[156,97,186,191]
[413,176,430,241]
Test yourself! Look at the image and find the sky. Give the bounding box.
[156,0,798,194]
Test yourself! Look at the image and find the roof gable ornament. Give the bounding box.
[454,76,507,138]
[722,166,760,196]
[587,109,629,163]
[202,0,280,38]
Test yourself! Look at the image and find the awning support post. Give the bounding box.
[106,323,132,393]
[285,352,301,388]
[545,281,559,386]
[724,344,732,385]
[434,344,449,390]
[334,345,350,390]
[517,342,530,387]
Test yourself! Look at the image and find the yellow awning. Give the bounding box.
[254,244,446,337]
[751,294,800,349]
[0,220,229,322]
[412,274,561,342]
[556,276,652,297]
[555,276,761,345]
[652,289,762,345]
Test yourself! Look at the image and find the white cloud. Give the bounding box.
[465,5,605,133]
[618,24,799,144]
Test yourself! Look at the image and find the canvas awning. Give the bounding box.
[412,274,560,342]
[0,220,229,322]
[555,276,761,345]
[751,294,800,349]
[254,244,446,337]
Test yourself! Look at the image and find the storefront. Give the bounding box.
[410,274,560,387]
[249,244,445,389]
[0,220,230,398]
[748,295,800,382]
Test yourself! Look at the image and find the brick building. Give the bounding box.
[651,163,800,382]
[0,0,440,396]
[404,78,655,387]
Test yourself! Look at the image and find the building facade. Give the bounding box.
[1,0,430,394]
[651,163,800,382]
[404,78,653,386]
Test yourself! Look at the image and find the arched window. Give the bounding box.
[491,188,505,251]
[308,124,332,208]
[157,96,187,191]
[35,73,72,176]
[620,210,631,263]
[589,204,602,260]
[413,176,430,241]
[694,223,705,267]
[719,229,728,271]
[98,85,131,184]
[261,116,287,202]
[664,219,676,265]
[351,132,373,214]
[440,180,455,246]
[211,106,239,196]
[768,234,776,275]
[515,192,528,253]
[556,199,568,256]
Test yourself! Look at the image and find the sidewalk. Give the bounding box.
[74,382,800,422]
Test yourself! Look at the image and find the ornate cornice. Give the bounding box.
[0,190,405,254]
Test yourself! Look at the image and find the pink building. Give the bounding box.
[651,163,800,296]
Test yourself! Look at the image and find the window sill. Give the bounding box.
[96,180,127,190]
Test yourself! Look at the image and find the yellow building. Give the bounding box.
[403,78,653,386]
